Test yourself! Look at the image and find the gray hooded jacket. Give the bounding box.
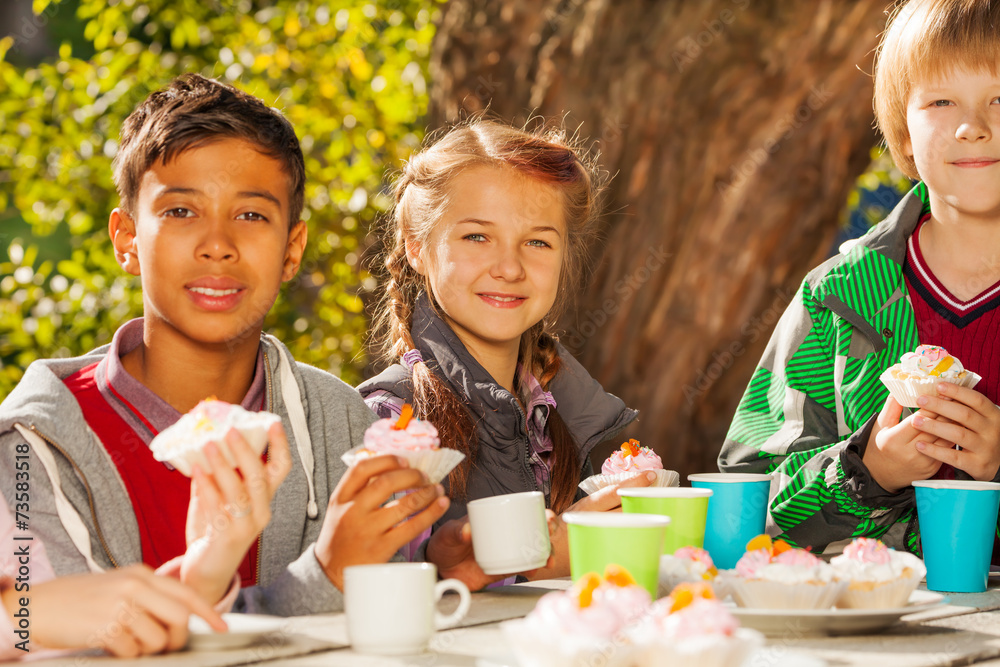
[357,295,639,524]
[0,333,376,615]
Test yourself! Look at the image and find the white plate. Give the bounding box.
[187,613,287,651]
[730,589,946,636]
[477,648,825,667]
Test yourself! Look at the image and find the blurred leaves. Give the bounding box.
[0,0,436,397]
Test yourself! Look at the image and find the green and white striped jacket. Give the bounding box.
[720,184,950,555]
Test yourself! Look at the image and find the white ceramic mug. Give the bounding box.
[467,491,550,575]
[343,562,471,655]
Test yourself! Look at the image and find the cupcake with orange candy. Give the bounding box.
[880,344,981,408]
[579,439,680,494]
[629,582,763,667]
[340,404,464,484]
[500,565,650,667]
[723,534,846,609]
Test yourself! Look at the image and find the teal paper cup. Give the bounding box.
[619,487,712,554]
[563,512,669,597]
[688,473,771,569]
[913,479,1000,593]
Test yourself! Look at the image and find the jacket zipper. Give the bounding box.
[28,424,120,569]
[256,347,275,585]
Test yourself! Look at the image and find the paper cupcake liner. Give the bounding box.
[578,469,680,495]
[340,445,465,484]
[835,572,922,609]
[725,577,846,610]
[633,628,764,667]
[156,418,279,477]
[880,368,982,409]
[500,619,637,667]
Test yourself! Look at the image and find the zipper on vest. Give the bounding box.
[28,424,120,569]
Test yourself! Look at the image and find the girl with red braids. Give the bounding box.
[357,118,653,589]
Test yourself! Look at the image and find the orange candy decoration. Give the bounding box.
[666,582,715,613]
[603,563,637,588]
[745,533,793,557]
[393,403,414,430]
[573,572,602,609]
[621,439,641,457]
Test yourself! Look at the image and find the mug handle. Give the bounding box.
[433,578,471,629]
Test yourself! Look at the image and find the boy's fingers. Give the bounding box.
[917,395,979,429]
[264,423,293,492]
[913,416,967,447]
[916,440,962,467]
[353,468,429,513]
[334,455,408,503]
[936,381,989,410]
[121,612,171,656]
[204,441,245,506]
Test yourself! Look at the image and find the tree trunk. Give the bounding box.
[428,0,887,477]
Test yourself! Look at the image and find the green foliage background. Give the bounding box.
[0,0,436,398]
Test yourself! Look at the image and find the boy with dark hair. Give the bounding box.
[0,74,449,617]
[720,0,1000,556]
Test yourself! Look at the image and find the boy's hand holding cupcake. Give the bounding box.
[869,345,1000,488]
[149,398,293,605]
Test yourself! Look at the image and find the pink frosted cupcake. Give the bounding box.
[151,398,280,476]
[880,345,981,408]
[500,565,651,667]
[340,405,464,483]
[629,582,763,667]
[724,535,845,610]
[579,440,679,494]
[831,538,926,609]
[658,546,718,597]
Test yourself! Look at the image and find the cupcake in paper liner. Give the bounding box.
[658,546,719,597]
[579,439,680,495]
[500,565,650,667]
[629,582,764,667]
[341,404,464,484]
[724,534,846,610]
[150,398,281,477]
[831,537,926,609]
[880,345,981,408]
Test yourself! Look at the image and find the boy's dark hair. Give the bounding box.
[113,73,305,227]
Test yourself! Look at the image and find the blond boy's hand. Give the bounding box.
[863,396,947,492]
[315,455,449,591]
[911,383,1000,482]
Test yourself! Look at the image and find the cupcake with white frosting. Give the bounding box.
[831,537,926,608]
[630,582,763,667]
[880,345,981,408]
[150,398,280,476]
[658,546,718,597]
[500,565,650,667]
[724,534,846,609]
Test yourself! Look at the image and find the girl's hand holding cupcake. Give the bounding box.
[316,454,450,591]
[911,382,1000,481]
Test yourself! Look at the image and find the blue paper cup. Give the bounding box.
[913,479,1000,593]
[688,473,772,570]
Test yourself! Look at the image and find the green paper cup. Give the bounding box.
[619,487,712,554]
[563,512,669,597]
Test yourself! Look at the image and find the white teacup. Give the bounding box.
[467,491,550,575]
[344,562,471,655]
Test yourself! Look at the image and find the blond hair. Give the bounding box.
[372,117,604,510]
[874,0,1000,179]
